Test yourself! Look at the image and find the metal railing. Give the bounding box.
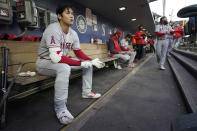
[179,34,197,53]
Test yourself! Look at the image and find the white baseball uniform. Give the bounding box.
[155,24,173,67]
[120,39,136,64]
[36,22,92,115]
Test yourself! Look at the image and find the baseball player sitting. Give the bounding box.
[120,34,137,68]
[36,5,104,125]
[109,30,131,69]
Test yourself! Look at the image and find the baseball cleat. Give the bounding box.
[57,109,74,125]
[82,91,101,99]
[128,63,136,68]
[117,65,122,69]
[160,66,166,70]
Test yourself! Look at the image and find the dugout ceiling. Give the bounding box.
[72,0,155,34]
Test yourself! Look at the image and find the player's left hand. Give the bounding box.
[91,58,105,68]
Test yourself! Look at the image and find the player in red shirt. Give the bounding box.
[173,24,183,49]
[148,35,155,53]
[109,30,131,69]
[134,25,146,61]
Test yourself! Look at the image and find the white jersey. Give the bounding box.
[155,24,173,39]
[38,22,80,59]
[120,39,129,49]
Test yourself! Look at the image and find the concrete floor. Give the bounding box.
[78,56,187,131]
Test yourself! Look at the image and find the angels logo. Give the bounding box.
[50,36,55,44]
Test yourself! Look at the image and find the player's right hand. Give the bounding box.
[91,58,105,68]
[81,61,92,68]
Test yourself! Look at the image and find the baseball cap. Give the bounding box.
[115,30,122,37]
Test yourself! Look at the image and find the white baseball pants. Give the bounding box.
[36,58,92,115]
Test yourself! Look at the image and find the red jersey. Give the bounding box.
[134,31,146,44]
[110,35,121,57]
[148,39,154,46]
[173,26,183,39]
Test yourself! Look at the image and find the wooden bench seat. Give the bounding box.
[0,40,118,86]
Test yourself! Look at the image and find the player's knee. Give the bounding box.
[125,55,130,61]
[57,64,71,73]
[83,63,93,70]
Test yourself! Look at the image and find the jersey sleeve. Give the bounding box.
[155,25,160,32]
[120,39,125,46]
[44,28,61,48]
[169,26,173,31]
[72,31,80,50]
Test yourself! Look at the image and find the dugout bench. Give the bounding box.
[0,40,120,100]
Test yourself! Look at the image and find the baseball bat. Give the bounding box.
[0,63,24,108]
[0,47,9,128]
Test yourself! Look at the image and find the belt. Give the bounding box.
[40,57,45,59]
[158,38,167,40]
[39,57,51,60]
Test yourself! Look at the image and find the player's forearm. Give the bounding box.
[49,48,81,66]
[134,35,142,39]
[59,56,81,66]
[121,46,130,51]
[73,49,92,61]
[170,31,175,34]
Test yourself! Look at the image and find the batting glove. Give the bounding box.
[91,58,105,68]
[81,61,92,68]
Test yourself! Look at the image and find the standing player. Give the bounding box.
[148,35,155,53]
[173,24,183,49]
[134,25,146,62]
[36,5,104,125]
[120,34,136,68]
[155,16,173,70]
[131,35,137,51]
[167,23,175,56]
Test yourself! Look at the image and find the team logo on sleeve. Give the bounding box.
[50,36,55,44]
